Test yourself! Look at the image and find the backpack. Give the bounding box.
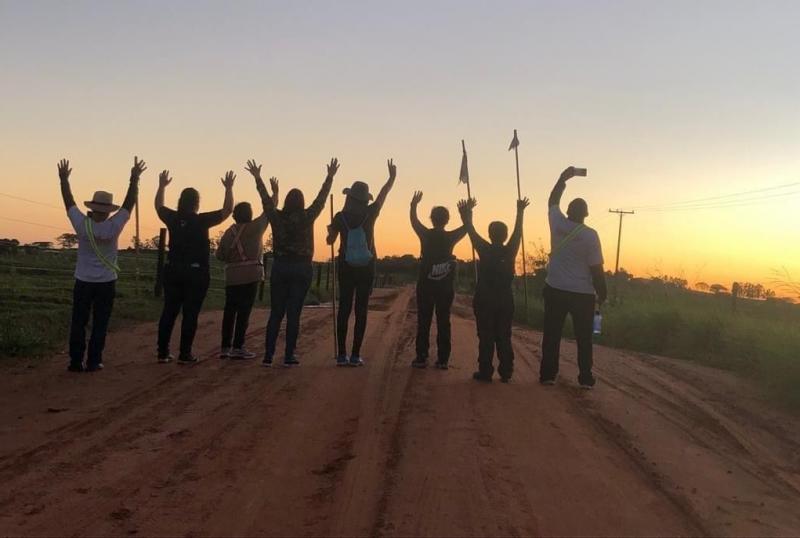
[342,214,373,267]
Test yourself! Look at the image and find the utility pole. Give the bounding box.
[609,209,634,274]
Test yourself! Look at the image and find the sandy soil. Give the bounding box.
[1,286,799,537]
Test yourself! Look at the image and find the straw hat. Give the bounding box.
[84,191,120,212]
[342,181,373,202]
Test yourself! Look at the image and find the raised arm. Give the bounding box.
[506,197,530,256]
[409,191,427,237]
[121,156,146,212]
[373,159,397,211]
[306,158,338,220]
[219,171,235,219]
[58,159,75,210]
[457,198,490,252]
[154,170,172,214]
[548,167,576,208]
[245,159,275,216]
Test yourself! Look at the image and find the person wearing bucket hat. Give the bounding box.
[245,157,338,368]
[58,156,146,372]
[327,159,397,367]
[155,168,235,365]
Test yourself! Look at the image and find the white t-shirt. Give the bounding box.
[68,206,130,283]
[545,205,603,295]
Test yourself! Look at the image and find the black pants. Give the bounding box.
[540,284,595,383]
[221,281,258,349]
[69,279,116,368]
[158,264,210,356]
[415,280,455,363]
[473,291,515,379]
[337,260,374,357]
[265,258,313,360]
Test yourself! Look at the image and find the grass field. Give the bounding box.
[0,250,332,358]
[513,275,800,410]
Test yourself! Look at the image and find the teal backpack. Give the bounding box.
[342,214,373,267]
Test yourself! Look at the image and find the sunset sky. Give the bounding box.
[1,0,798,290]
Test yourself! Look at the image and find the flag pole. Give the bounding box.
[134,181,140,297]
[462,139,477,281]
[511,129,529,319]
[329,194,338,360]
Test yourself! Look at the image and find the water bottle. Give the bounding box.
[592,309,602,336]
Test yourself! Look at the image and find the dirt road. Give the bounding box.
[2,286,799,537]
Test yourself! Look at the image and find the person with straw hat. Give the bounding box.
[327,159,397,367]
[58,156,146,372]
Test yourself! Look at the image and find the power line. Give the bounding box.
[0,216,66,231]
[642,190,800,213]
[626,181,800,211]
[0,192,62,209]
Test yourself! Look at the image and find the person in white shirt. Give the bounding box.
[541,167,607,389]
[58,157,146,372]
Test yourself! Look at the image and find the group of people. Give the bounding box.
[59,157,605,388]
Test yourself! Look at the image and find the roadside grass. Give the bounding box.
[513,278,800,411]
[0,251,335,359]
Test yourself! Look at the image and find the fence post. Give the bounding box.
[154,227,167,297]
[326,260,331,290]
[259,253,268,302]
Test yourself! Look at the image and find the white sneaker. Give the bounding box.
[220,347,232,359]
[230,348,257,360]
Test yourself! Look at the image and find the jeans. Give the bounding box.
[540,284,595,383]
[337,260,374,357]
[221,282,258,349]
[157,264,210,356]
[69,279,116,367]
[265,258,313,360]
[473,291,515,379]
[415,280,455,363]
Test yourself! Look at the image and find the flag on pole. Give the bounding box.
[508,129,520,151]
[459,139,469,184]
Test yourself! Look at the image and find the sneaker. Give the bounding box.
[67,362,84,373]
[434,361,449,370]
[219,347,232,359]
[157,352,173,364]
[348,355,364,367]
[177,354,199,365]
[500,376,511,383]
[539,378,556,386]
[336,355,349,367]
[579,376,596,390]
[283,356,300,368]
[472,371,492,383]
[411,358,428,369]
[86,362,104,372]
[262,357,273,368]
[230,348,256,360]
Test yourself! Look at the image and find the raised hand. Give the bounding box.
[457,198,476,213]
[411,190,423,206]
[387,158,397,180]
[517,197,530,211]
[58,159,72,182]
[131,156,147,180]
[159,170,172,188]
[221,170,236,189]
[269,176,279,194]
[326,158,340,179]
[559,167,577,182]
[245,159,262,180]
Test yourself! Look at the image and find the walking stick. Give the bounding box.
[329,194,338,359]
[134,183,140,296]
